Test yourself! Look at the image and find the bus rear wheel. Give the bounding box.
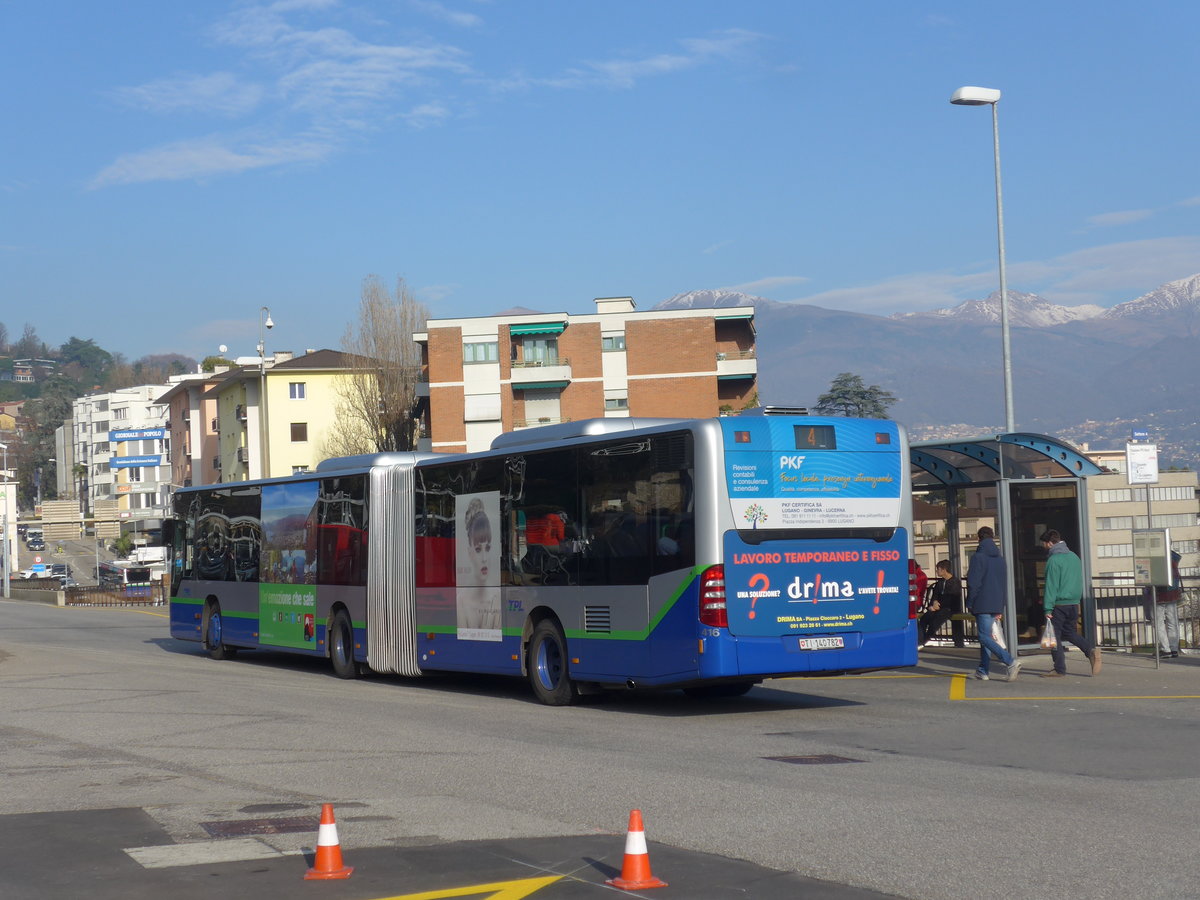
[527,620,578,706]
[205,602,237,660]
[329,610,360,679]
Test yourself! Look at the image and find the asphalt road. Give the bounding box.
[11,533,117,584]
[1,599,1197,899]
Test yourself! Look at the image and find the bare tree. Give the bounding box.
[322,275,429,457]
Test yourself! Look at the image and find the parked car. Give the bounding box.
[26,538,46,551]
[50,563,70,577]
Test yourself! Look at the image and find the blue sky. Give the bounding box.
[3,1,1198,362]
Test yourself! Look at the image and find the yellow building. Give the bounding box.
[206,350,366,481]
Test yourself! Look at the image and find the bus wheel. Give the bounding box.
[527,620,578,706]
[683,681,755,699]
[329,610,360,679]
[205,602,237,660]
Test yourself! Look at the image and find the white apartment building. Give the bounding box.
[70,385,172,530]
[1084,447,1199,581]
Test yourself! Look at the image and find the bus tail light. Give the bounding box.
[908,560,922,619]
[699,565,728,628]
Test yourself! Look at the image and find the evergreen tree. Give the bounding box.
[813,373,897,418]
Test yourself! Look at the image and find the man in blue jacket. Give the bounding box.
[1040,529,1101,677]
[966,526,1020,681]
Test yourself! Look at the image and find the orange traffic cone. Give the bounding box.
[304,803,354,880]
[605,809,667,890]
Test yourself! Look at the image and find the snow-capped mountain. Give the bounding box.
[892,290,1105,326]
[1101,274,1200,320]
[649,273,1200,468]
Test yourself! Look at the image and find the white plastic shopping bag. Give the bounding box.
[992,618,1007,650]
[1040,615,1058,650]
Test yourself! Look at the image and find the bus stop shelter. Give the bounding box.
[910,433,1103,649]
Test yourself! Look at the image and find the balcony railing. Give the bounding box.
[512,357,570,369]
[716,349,756,362]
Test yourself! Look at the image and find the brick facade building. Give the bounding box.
[415,297,757,453]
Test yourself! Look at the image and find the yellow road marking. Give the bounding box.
[965,694,1200,701]
[369,875,563,900]
[949,673,966,700]
[949,672,1200,701]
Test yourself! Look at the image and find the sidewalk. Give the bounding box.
[914,643,1197,682]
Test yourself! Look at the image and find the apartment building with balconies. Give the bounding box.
[415,296,757,453]
[70,385,171,527]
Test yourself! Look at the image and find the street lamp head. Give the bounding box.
[951,85,1001,106]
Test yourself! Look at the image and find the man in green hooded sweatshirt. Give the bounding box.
[1040,529,1101,677]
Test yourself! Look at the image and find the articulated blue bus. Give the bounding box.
[166,410,918,704]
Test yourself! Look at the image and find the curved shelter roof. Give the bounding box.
[910,432,1103,488]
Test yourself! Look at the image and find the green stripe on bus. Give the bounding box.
[419,569,704,640]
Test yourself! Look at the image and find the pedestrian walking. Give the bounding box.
[966,527,1020,681]
[1146,550,1183,658]
[1039,528,1102,677]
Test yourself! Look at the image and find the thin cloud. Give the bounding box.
[408,0,483,28]
[490,28,763,91]
[416,283,460,304]
[1086,208,1154,228]
[1039,237,1200,294]
[403,102,451,128]
[788,272,994,314]
[727,276,811,294]
[95,9,759,186]
[702,240,733,255]
[782,236,1200,315]
[95,2,472,186]
[111,72,264,117]
[89,134,333,188]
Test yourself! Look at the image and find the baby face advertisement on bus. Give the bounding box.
[456,491,501,641]
[259,481,318,649]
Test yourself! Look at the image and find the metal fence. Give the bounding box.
[1092,576,1197,651]
[923,576,1197,651]
[63,582,166,607]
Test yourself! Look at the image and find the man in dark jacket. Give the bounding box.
[966,526,1020,681]
[919,560,960,647]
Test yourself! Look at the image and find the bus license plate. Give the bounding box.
[798,636,844,650]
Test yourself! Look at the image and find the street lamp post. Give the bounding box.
[35,457,55,510]
[1,441,9,598]
[257,306,274,479]
[951,85,1015,434]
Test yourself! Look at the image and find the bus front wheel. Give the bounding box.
[527,620,578,706]
[329,610,360,679]
[205,602,237,660]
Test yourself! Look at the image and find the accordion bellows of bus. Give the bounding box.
[166,411,918,705]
